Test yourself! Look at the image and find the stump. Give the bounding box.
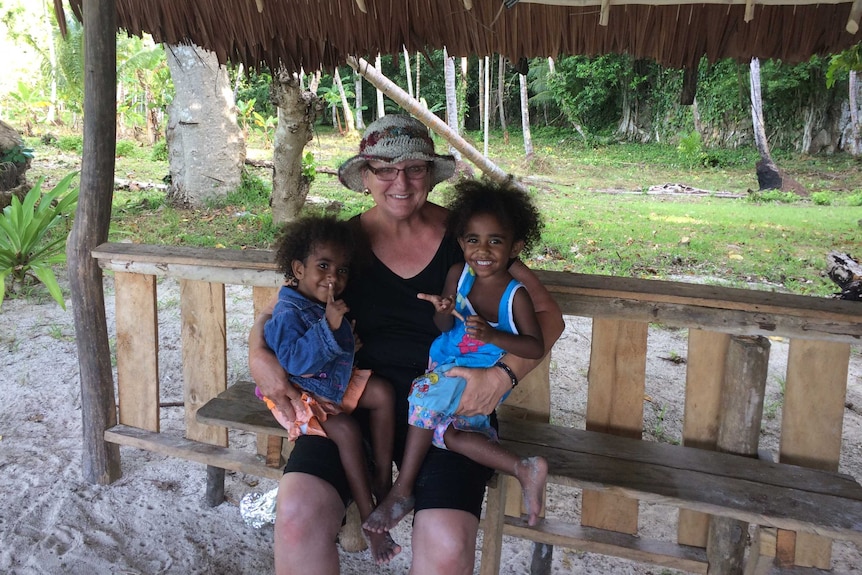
[826,251,862,301]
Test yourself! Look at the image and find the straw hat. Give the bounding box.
[338,115,456,193]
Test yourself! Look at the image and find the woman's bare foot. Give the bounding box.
[362,492,415,533]
[365,528,401,564]
[515,456,548,526]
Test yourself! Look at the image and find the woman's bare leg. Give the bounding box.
[320,414,401,564]
[274,472,343,575]
[444,428,548,526]
[363,424,434,533]
[356,375,395,498]
[410,508,479,575]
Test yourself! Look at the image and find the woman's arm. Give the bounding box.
[248,300,300,422]
[450,261,564,416]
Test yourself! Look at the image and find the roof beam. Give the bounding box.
[848,0,862,33]
[519,0,852,6]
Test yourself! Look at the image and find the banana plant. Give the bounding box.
[0,172,79,309]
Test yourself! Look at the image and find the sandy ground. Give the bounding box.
[1,272,861,575]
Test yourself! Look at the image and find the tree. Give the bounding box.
[827,44,862,156]
[750,58,781,189]
[443,47,461,161]
[270,70,323,223]
[333,67,356,135]
[164,43,245,207]
[519,72,533,160]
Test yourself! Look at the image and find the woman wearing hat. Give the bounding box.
[249,114,564,574]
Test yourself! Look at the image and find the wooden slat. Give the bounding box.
[779,339,852,568]
[114,272,159,432]
[196,381,290,438]
[500,516,708,574]
[104,424,282,480]
[582,318,647,534]
[92,243,862,343]
[497,421,862,544]
[678,329,729,547]
[180,280,228,446]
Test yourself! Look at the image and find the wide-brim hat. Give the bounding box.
[338,114,456,193]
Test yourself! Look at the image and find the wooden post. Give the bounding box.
[707,335,770,574]
[67,0,121,485]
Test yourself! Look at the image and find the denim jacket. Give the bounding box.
[263,285,355,404]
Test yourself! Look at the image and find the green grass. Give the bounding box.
[17,126,862,298]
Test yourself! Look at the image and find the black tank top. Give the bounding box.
[343,216,464,421]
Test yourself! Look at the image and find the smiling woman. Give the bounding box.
[248,114,564,574]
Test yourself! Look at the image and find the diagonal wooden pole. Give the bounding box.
[346,55,524,190]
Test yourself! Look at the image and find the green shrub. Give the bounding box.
[57,135,83,154]
[221,169,271,208]
[811,191,833,206]
[151,139,168,161]
[115,140,136,157]
[0,144,34,164]
[0,172,79,309]
[676,130,706,169]
[848,191,862,207]
[747,190,800,203]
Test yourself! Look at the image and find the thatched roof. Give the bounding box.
[60,0,860,71]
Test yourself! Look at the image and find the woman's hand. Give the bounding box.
[248,306,299,422]
[446,364,511,416]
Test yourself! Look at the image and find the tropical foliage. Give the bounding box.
[0,172,79,309]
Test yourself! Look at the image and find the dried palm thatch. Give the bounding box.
[58,0,860,72]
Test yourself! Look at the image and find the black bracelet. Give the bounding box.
[495,360,519,388]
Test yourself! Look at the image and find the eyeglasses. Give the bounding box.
[365,163,430,181]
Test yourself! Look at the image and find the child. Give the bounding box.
[260,215,399,564]
[364,179,549,534]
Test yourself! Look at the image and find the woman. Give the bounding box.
[249,114,564,574]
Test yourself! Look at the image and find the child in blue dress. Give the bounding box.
[261,216,400,564]
[364,180,549,533]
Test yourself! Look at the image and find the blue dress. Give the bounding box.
[408,263,524,449]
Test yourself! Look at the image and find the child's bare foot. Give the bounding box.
[365,528,401,564]
[362,492,415,533]
[515,456,548,526]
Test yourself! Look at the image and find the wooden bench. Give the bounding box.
[92,243,862,573]
[193,380,862,574]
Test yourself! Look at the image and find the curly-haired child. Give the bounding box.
[261,215,399,564]
[364,179,549,534]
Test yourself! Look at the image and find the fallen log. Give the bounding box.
[827,251,862,300]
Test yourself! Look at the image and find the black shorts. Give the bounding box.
[284,432,494,519]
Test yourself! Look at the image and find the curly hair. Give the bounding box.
[273,216,355,281]
[445,179,544,253]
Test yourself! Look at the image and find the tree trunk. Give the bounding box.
[478,57,485,139]
[484,56,491,157]
[403,47,414,98]
[43,0,58,123]
[68,0,121,485]
[347,55,515,187]
[443,48,462,161]
[334,68,356,135]
[270,71,323,224]
[498,54,509,144]
[520,73,533,160]
[354,72,365,130]
[750,58,781,190]
[415,53,421,102]
[165,44,245,207]
[375,55,385,119]
[850,71,860,156]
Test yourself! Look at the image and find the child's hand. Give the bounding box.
[465,314,495,343]
[325,282,349,331]
[417,293,464,320]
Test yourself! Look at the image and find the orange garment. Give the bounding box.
[262,368,371,441]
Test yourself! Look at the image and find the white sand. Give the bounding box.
[1,273,861,574]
